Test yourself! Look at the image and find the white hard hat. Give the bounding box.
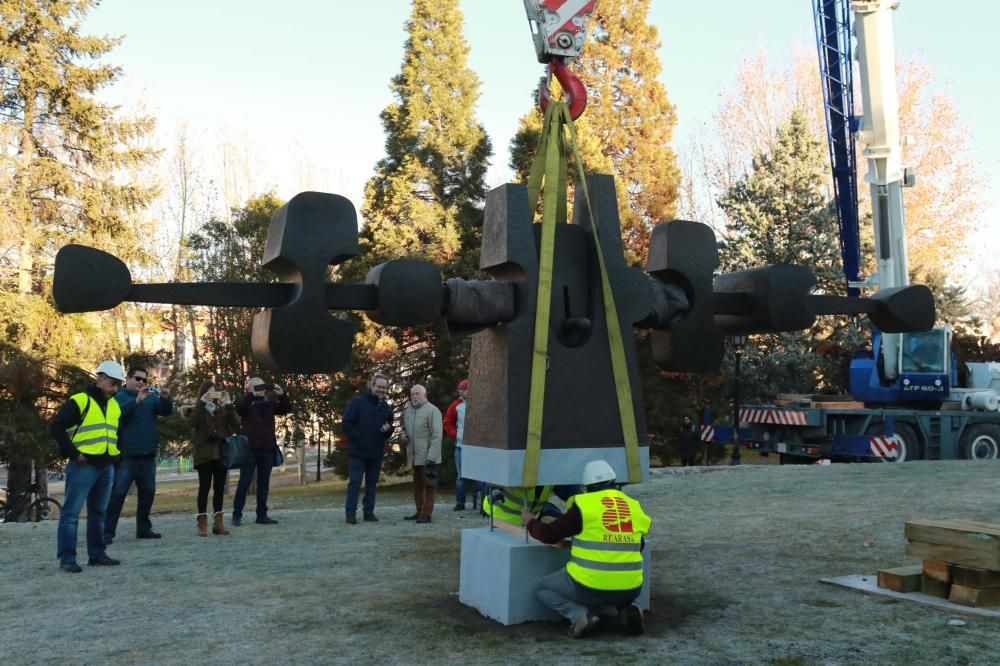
[94,360,126,382]
[582,460,616,486]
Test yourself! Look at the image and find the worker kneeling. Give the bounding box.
[521,460,651,638]
[482,484,577,523]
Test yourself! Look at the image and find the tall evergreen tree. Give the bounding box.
[1,0,156,296]
[337,0,491,435]
[0,0,156,494]
[355,0,491,278]
[718,110,864,398]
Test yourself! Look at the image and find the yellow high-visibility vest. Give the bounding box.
[67,393,121,457]
[566,489,651,591]
[482,486,553,526]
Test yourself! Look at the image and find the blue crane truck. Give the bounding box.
[706,0,1000,463]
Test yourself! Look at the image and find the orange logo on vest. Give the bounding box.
[600,496,633,533]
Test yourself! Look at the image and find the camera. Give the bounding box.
[148,386,161,395]
[257,383,275,392]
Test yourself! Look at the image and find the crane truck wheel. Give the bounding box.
[865,421,921,463]
[958,424,1000,460]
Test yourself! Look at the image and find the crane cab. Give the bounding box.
[850,326,952,405]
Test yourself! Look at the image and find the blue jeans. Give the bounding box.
[233,450,274,519]
[455,445,466,505]
[57,461,113,564]
[345,456,381,517]
[104,455,157,538]
[454,446,486,507]
[536,569,640,622]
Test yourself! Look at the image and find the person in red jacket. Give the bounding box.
[444,379,480,510]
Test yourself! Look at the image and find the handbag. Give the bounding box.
[222,435,252,469]
[273,446,284,467]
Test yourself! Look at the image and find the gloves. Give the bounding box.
[204,401,218,414]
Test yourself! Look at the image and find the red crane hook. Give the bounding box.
[537,57,587,120]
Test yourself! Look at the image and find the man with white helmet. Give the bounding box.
[521,459,651,638]
[48,360,127,573]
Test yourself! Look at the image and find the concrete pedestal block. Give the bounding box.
[459,527,651,626]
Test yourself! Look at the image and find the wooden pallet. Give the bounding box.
[903,519,1000,607]
[773,394,864,409]
[905,519,1000,570]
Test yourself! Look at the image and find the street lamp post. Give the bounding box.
[730,335,748,466]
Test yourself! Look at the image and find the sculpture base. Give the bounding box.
[459,445,650,487]
[458,527,651,626]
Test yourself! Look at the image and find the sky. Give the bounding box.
[82,1,997,283]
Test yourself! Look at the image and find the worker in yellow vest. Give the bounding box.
[482,485,553,525]
[522,460,651,638]
[48,360,126,573]
[482,484,580,524]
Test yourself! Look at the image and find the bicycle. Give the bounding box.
[0,482,62,523]
[47,462,66,482]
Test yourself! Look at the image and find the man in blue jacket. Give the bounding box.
[342,372,394,524]
[104,367,173,543]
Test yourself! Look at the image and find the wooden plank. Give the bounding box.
[921,575,951,599]
[906,519,1000,539]
[905,520,1000,558]
[952,565,1000,589]
[488,517,570,549]
[813,401,865,409]
[773,394,863,409]
[922,559,952,583]
[877,565,923,592]
[820,575,1000,618]
[907,541,1000,571]
[949,584,1000,608]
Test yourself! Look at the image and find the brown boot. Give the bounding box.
[212,511,230,535]
[197,513,208,537]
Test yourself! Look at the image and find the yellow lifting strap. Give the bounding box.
[522,101,642,487]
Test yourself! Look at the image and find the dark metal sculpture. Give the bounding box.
[52,178,934,485]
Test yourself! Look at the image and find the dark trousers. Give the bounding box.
[537,569,640,622]
[104,455,157,538]
[195,459,228,513]
[412,465,437,517]
[233,450,274,519]
[345,456,381,517]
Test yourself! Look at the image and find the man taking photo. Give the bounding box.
[232,377,291,526]
[104,366,173,544]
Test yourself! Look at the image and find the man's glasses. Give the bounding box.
[133,376,148,383]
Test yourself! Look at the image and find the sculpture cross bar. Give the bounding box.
[53,186,934,377]
[53,192,507,373]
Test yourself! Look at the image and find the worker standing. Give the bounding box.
[48,360,127,573]
[522,460,650,638]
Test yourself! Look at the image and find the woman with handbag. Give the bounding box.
[187,381,240,537]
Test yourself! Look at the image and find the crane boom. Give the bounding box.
[815,0,913,381]
[852,0,913,380]
[813,0,862,298]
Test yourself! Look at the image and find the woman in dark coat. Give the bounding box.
[187,380,240,536]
